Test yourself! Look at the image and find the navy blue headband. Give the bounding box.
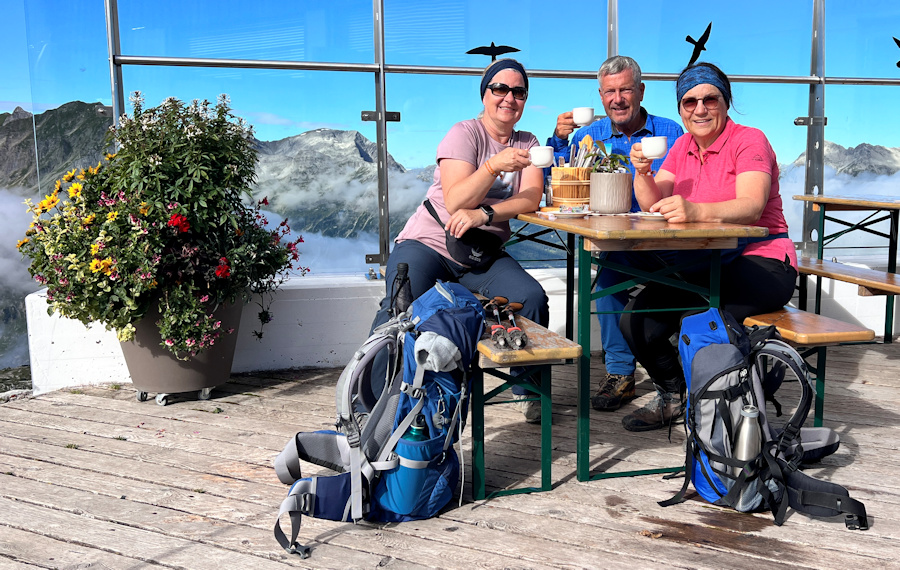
[480,59,529,99]
[676,65,731,108]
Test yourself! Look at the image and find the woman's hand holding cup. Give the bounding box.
[630,143,654,175]
[491,147,531,173]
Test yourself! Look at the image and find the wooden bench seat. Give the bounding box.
[798,257,900,296]
[471,314,582,500]
[744,306,874,427]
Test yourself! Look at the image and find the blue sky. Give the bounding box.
[3,0,900,169]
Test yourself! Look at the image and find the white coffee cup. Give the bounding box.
[641,136,668,160]
[572,107,594,127]
[529,146,555,168]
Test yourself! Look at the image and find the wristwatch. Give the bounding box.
[479,204,494,226]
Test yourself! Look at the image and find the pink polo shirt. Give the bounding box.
[660,118,797,270]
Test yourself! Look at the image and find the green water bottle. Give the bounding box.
[403,414,429,442]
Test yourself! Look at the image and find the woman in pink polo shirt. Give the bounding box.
[616,62,798,433]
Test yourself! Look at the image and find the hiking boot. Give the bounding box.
[512,394,542,424]
[591,373,636,411]
[622,390,684,432]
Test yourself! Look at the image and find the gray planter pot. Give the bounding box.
[120,299,242,396]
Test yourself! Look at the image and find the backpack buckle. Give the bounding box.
[287,542,312,558]
[844,513,869,531]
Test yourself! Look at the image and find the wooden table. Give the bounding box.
[517,212,768,482]
[794,194,900,340]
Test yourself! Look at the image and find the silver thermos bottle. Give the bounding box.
[732,404,762,477]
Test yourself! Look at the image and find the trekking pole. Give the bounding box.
[483,296,509,348]
[504,302,528,349]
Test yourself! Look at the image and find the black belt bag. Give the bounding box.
[423,200,502,269]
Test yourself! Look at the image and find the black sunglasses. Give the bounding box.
[681,95,721,112]
[486,83,528,101]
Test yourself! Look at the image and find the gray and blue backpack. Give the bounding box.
[273,281,485,557]
[661,307,868,530]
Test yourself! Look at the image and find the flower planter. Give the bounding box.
[589,172,633,214]
[120,299,242,400]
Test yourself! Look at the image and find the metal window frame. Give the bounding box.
[103,0,900,266]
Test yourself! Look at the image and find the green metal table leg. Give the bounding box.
[814,347,826,428]
[885,211,898,342]
[576,236,592,482]
[539,365,552,491]
[471,369,486,500]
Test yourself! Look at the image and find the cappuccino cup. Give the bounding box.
[529,146,555,168]
[572,107,595,127]
[641,136,668,160]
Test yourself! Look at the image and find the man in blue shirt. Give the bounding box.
[547,55,683,414]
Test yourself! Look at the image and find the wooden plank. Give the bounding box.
[743,306,875,345]
[586,236,738,252]
[477,314,581,366]
[0,526,152,569]
[0,496,306,569]
[798,257,900,295]
[793,194,900,211]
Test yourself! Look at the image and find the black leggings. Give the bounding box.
[620,254,797,393]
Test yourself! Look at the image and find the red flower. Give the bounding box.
[215,257,231,278]
[167,213,190,233]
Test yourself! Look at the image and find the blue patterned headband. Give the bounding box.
[676,65,731,109]
[480,59,529,99]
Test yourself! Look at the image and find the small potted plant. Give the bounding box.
[17,93,306,402]
[588,142,633,214]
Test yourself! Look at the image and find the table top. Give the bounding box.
[793,194,900,210]
[517,212,769,241]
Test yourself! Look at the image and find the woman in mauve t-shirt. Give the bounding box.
[367,59,549,423]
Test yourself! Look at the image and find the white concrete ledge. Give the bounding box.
[25,269,589,395]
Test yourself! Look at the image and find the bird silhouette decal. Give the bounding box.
[894,36,900,67]
[466,42,520,62]
[686,22,713,66]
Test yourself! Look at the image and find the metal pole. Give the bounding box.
[801,0,826,258]
[607,0,618,58]
[366,0,391,266]
[103,0,125,126]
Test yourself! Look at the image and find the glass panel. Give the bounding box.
[815,84,900,264]
[826,0,900,78]
[122,66,380,275]
[619,1,812,77]
[117,0,373,63]
[384,0,607,71]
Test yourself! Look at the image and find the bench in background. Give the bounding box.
[744,306,874,426]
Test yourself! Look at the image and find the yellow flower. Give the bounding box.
[54,179,61,192]
[82,213,96,227]
[16,238,29,249]
[37,194,60,213]
[62,169,77,182]
[139,202,150,215]
[106,211,118,222]
[68,182,83,199]
[105,152,117,161]
[76,169,86,181]
[89,259,102,273]
[99,258,114,275]
[148,279,158,289]
[90,243,101,255]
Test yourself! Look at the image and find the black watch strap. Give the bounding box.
[479,204,494,226]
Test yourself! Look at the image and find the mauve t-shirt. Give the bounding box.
[660,118,797,270]
[396,119,538,261]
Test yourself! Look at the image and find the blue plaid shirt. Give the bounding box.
[546,108,683,211]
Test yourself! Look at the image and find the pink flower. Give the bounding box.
[200,294,209,303]
[164,339,174,346]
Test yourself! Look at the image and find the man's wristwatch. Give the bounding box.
[479,204,494,226]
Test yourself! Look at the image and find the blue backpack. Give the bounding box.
[273,282,485,557]
[661,307,868,530]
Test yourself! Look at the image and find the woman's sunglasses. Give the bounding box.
[486,83,528,101]
[681,95,721,112]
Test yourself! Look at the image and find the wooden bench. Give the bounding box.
[743,306,874,427]
[798,257,900,298]
[470,315,582,500]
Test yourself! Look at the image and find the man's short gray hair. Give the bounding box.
[598,55,642,86]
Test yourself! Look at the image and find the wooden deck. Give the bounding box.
[2,343,899,569]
